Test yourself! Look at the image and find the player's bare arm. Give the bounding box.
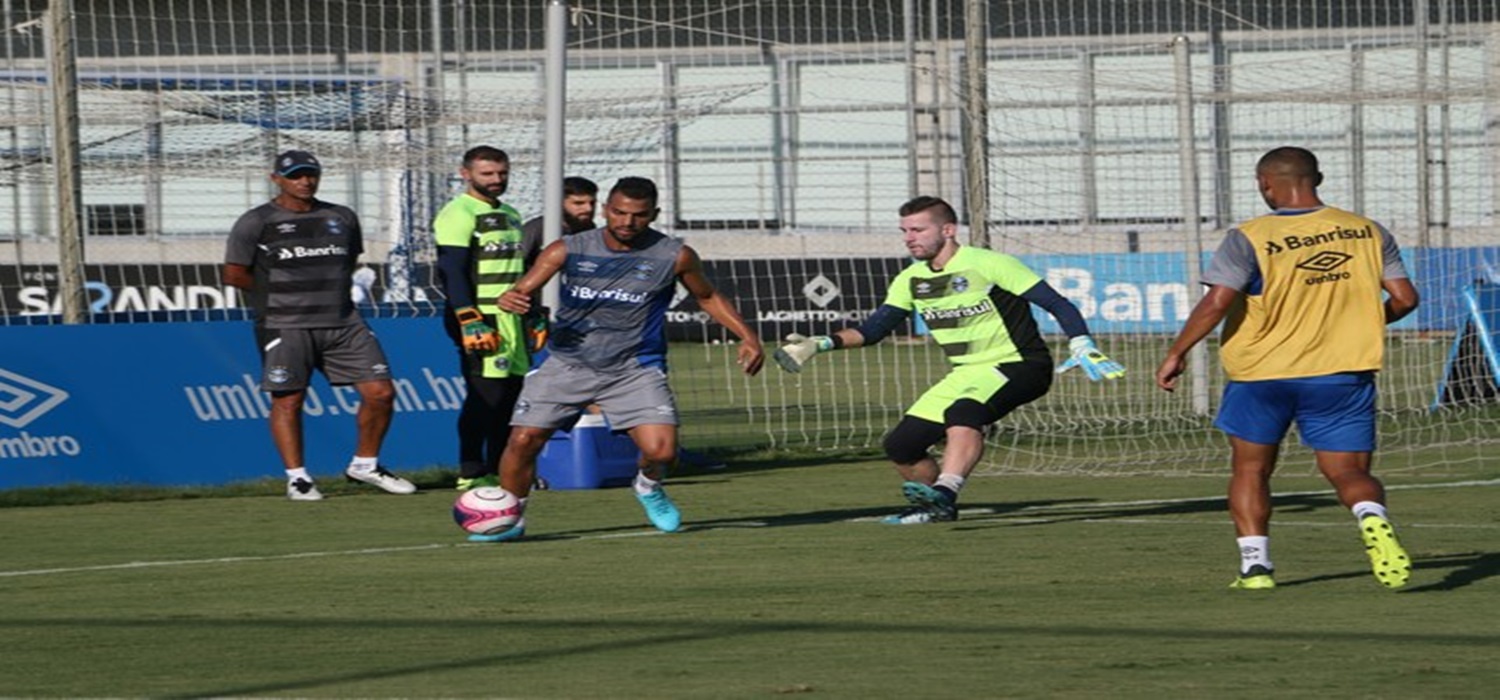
[1383,277,1419,323]
[675,245,765,376]
[497,239,567,314]
[222,263,254,291]
[1155,284,1240,391]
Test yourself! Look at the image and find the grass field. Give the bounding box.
[3,457,1497,698]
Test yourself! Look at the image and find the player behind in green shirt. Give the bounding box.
[773,196,1124,524]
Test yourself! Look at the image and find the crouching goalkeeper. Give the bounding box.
[773,196,1124,524]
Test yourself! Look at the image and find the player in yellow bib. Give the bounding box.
[1156,147,1420,590]
[773,196,1124,524]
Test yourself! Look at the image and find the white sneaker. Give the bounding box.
[287,477,324,501]
[344,465,417,495]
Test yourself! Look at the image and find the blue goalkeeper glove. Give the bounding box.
[1056,335,1125,381]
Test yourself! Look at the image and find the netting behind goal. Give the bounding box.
[1,2,1496,475]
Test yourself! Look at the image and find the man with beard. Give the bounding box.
[520,176,599,240]
[432,146,540,490]
[518,176,599,364]
[481,176,765,541]
[771,196,1124,524]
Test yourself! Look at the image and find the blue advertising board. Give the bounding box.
[3,245,1495,490]
[0,317,463,489]
[1022,252,1197,335]
[1018,246,1499,335]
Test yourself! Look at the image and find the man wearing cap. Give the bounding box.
[223,149,418,500]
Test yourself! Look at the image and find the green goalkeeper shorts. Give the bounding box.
[905,360,1052,425]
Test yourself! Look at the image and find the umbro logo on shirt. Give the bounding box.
[1295,251,1354,273]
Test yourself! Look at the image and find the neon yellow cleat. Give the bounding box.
[1229,565,1276,590]
[455,474,499,491]
[1360,515,1411,589]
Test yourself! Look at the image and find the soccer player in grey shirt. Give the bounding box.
[223,150,417,501]
[475,176,764,541]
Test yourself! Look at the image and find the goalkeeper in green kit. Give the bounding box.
[433,146,542,490]
[773,196,1125,524]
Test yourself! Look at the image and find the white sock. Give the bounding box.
[516,497,529,528]
[348,456,378,473]
[1237,535,1273,574]
[935,474,966,494]
[632,471,661,496]
[286,467,311,482]
[1351,500,1387,522]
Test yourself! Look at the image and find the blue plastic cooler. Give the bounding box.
[535,413,641,489]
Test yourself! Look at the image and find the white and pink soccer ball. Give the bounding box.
[452,487,522,535]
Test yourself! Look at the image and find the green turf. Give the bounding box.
[2,459,1496,698]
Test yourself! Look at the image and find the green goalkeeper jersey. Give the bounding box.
[882,245,1051,366]
[432,193,530,378]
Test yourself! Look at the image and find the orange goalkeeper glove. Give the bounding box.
[454,306,500,354]
[523,306,550,354]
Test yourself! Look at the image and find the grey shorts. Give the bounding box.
[255,322,392,392]
[511,359,678,431]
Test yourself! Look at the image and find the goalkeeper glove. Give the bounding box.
[773,333,835,373]
[1056,335,1126,381]
[454,306,500,354]
[523,306,550,354]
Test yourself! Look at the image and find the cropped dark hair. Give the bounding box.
[462,145,510,167]
[899,196,957,225]
[563,176,599,197]
[609,176,658,207]
[1257,146,1321,180]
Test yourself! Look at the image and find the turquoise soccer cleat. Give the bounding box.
[900,481,958,522]
[636,486,682,532]
[468,524,525,543]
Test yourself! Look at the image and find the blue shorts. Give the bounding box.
[1214,372,1377,452]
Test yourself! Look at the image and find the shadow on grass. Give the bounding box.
[1278,551,1500,592]
[947,492,1339,530]
[3,613,1497,698]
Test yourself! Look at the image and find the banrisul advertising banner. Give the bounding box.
[3,246,1493,339]
[0,263,429,318]
[0,317,463,489]
[671,248,1495,338]
[664,257,910,341]
[1,264,244,317]
[668,253,1199,338]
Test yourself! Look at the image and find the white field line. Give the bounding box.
[0,544,455,578]
[0,532,673,579]
[2,479,1496,579]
